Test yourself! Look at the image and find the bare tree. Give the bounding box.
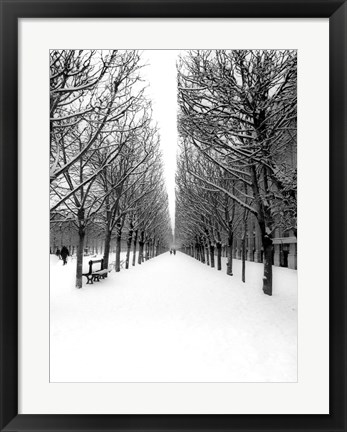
[177,49,297,295]
[50,50,148,288]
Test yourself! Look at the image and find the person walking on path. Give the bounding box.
[60,246,69,265]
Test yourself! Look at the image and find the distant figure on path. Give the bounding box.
[170,249,172,255]
[173,249,176,255]
[60,246,69,265]
[55,248,61,259]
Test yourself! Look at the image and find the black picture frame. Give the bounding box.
[1,1,346,431]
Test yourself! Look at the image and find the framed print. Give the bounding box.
[0,0,346,431]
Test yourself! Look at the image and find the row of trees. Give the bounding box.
[50,50,171,288]
[175,50,297,295]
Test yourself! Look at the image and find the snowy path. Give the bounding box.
[50,252,297,382]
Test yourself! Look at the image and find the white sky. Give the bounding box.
[141,50,179,237]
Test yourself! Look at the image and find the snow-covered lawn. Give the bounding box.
[50,251,297,382]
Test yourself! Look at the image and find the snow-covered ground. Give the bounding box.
[50,251,297,382]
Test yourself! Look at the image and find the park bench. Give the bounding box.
[82,259,111,285]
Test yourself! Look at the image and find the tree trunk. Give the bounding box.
[132,229,138,266]
[227,230,233,276]
[242,218,247,283]
[138,231,145,264]
[250,165,273,294]
[216,242,222,270]
[153,239,156,258]
[210,244,215,268]
[200,242,205,263]
[103,229,112,274]
[145,240,149,260]
[75,226,85,289]
[262,235,273,295]
[115,234,121,272]
[115,231,121,272]
[138,241,144,264]
[205,243,210,266]
[125,225,133,269]
[242,235,246,283]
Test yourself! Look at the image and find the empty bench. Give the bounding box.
[82,259,110,284]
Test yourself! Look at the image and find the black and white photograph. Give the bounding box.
[50,49,297,383]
